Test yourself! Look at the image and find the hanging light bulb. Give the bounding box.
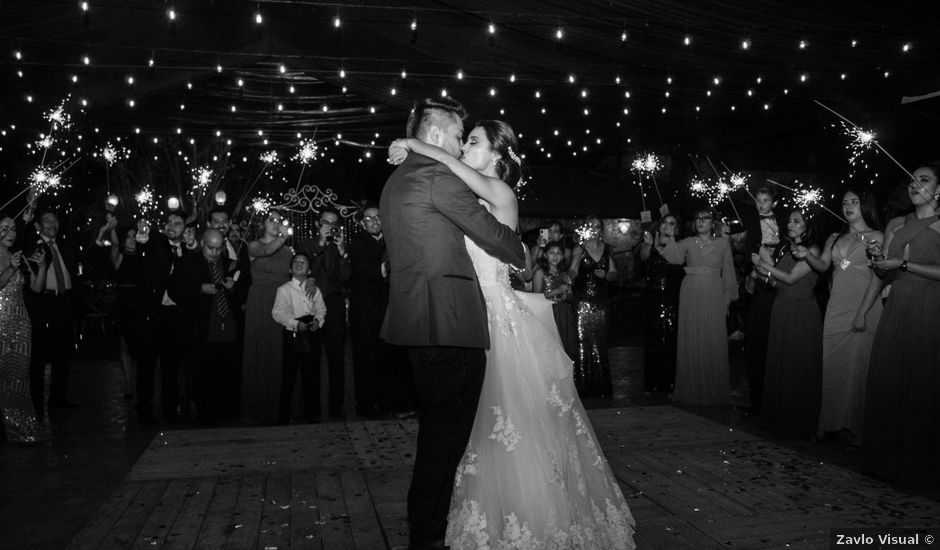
[254,11,262,24]
[215,191,227,205]
[741,38,750,50]
[555,27,564,40]
[333,15,341,28]
[683,34,691,46]
[488,22,495,35]
[167,196,181,210]
[167,7,176,21]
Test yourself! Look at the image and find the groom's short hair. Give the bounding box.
[407,97,468,140]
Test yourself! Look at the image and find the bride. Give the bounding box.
[390,121,635,549]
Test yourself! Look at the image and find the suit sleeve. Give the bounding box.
[430,171,525,268]
[167,257,201,305]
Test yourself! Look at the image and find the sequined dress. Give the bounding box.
[0,269,44,442]
[445,237,635,550]
[571,245,613,398]
[643,247,684,392]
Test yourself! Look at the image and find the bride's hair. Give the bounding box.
[475,120,522,186]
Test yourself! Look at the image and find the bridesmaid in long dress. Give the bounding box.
[0,215,46,443]
[640,215,684,393]
[569,215,617,398]
[240,210,293,424]
[864,163,940,486]
[751,210,822,438]
[663,209,738,405]
[800,189,883,444]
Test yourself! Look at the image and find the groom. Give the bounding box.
[380,97,525,550]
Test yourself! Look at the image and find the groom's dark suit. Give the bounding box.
[381,152,524,546]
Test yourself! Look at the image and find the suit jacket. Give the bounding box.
[742,209,789,256]
[349,231,388,321]
[129,233,192,314]
[24,233,80,292]
[379,152,525,348]
[167,253,240,344]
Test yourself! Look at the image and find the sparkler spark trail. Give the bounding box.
[36,136,54,149]
[260,150,279,164]
[136,186,156,217]
[293,141,318,165]
[29,167,64,195]
[814,100,912,179]
[100,143,129,166]
[250,196,272,216]
[192,166,213,194]
[575,224,599,243]
[45,103,71,130]
[632,153,662,173]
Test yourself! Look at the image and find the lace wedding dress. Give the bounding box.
[445,237,635,550]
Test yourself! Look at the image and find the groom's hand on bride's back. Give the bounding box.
[388,140,409,165]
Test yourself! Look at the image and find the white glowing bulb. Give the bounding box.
[237,78,244,87]
[83,55,90,65]
[279,64,286,74]
[128,99,135,107]
[390,87,397,95]
[489,88,496,96]
[756,75,762,84]
[902,42,911,53]
[321,104,328,112]
[683,34,691,46]
[339,69,346,78]
[841,73,847,80]
[555,28,563,40]
[456,70,463,80]
[289,85,295,93]
[255,12,262,24]
[581,89,588,98]
[621,31,628,42]
[401,69,407,78]
[127,76,134,85]
[509,73,516,83]
[333,15,341,28]
[851,39,858,47]
[800,73,808,82]
[615,75,621,84]
[741,39,750,50]
[799,40,807,49]
[440,88,447,97]
[535,90,541,98]
[167,8,176,20]
[216,64,222,73]
[179,104,185,110]
[167,197,180,210]
[488,22,495,34]
[14,50,22,60]
[71,75,78,83]
[230,105,236,112]
[568,74,575,83]
[625,91,631,98]
[747,89,753,97]
[410,20,417,31]
[81,2,89,11]
[713,76,721,86]
[277,103,283,111]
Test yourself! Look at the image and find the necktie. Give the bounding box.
[208,261,231,320]
[48,241,67,292]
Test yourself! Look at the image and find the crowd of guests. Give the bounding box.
[2,165,938,490]
[637,163,940,488]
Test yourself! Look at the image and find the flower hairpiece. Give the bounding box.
[507,147,521,165]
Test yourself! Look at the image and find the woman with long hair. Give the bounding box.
[390,119,634,549]
[799,188,883,445]
[0,213,46,442]
[569,215,617,398]
[240,209,293,424]
[663,208,738,405]
[640,215,685,393]
[751,209,822,438]
[532,240,578,362]
[864,162,940,486]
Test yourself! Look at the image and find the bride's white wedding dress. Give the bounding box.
[445,236,636,550]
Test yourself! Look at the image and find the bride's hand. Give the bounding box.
[388,139,410,165]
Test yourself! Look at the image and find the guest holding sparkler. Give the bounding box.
[640,215,684,393]
[797,189,883,445]
[742,186,787,415]
[751,209,822,438]
[241,209,292,425]
[0,213,47,442]
[863,162,940,486]
[663,208,737,405]
[569,215,616,397]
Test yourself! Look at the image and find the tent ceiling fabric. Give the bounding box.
[1,0,938,157]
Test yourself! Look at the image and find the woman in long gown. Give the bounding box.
[800,189,883,444]
[569,216,617,398]
[864,163,940,486]
[0,215,46,443]
[751,210,822,438]
[640,215,684,393]
[240,210,292,424]
[663,209,738,405]
[391,123,635,549]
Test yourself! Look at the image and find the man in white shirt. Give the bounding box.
[272,252,326,424]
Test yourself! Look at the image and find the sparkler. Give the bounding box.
[44,102,72,131]
[293,140,318,165]
[192,166,214,195]
[575,224,599,243]
[814,100,912,179]
[136,186,156,218]
[29,166,65,195]
[631,153,664,211]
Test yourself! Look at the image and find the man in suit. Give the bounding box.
[26,209,80,418]
[296,206,351,419]
[349,203,390,418]
[380,96,525,550]
[130,210,190,425]
[741,186,788,415]
[168,229,241,425]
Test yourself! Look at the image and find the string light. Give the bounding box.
[741,39,750,50]
[488,22,495,35]
[456,69,463,80]
[167,7,176,21]
[82,55,90,65]
[799,39,808,49]
[410,19,417,31]
[621,30,628,42]
[509,73,516,83]
[14,50,22,60]
[902,42,912,53]
[683,34,691,46]
[333,15,341,28]
[555,27,564,40]
[401,68,407,78]
[80,2,89,11]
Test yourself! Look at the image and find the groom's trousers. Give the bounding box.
[407,346,485,545]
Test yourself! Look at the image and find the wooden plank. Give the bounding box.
[378,420,415,467]
[257,474,292,550]
[289,470,323,548]
[361,421,406,468]
[340,469,387,550]
[129,478,191,549]
[162,477,217,550]
[364,469,410,550]
[223,475,265,550]
[194,476,241,550]
[98,480,169,550]
[316,470,356,549]
[67,482,144,550]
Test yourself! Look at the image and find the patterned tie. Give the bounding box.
[207,260,231,320]
[48,241,68,292]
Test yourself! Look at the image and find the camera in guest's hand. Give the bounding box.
[326,225,341,242]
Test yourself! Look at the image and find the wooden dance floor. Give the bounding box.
[67,406,939,550]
